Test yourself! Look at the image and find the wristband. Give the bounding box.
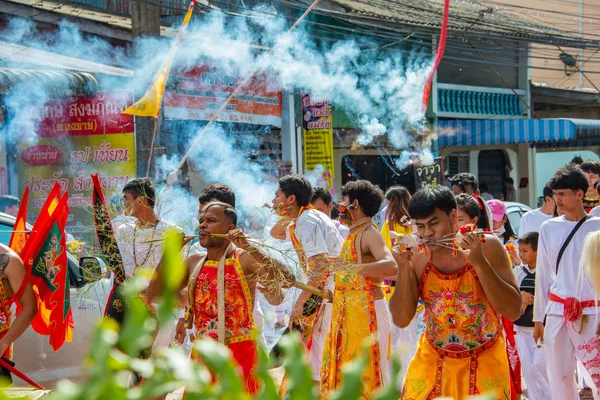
[178,308,185,319]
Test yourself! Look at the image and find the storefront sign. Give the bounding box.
[164,64,282,127]
[302,94,335,195]
[413,157,444,189]
[17,90,136,240]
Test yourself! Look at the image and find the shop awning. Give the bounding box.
[0,68,99,96]
[438,119,600,148]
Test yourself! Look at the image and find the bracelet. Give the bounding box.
[178,308,186,319]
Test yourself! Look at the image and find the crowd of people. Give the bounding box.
[2,158,600,399]
[94,156,600,399]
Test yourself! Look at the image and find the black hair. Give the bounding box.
[449,173,478,192]
[502,218,517,244]
[571,156,584,166]
[543,183,553,200]
[548,164,588,194]
[278,174,312,207]
[123,178,156,207]
[0,195,19,211]
[201,201,238,226]
[311,187,332,205]
[455,194,490,230]
[385,185,411,227]
[198,184,236,207]
[455,194,479,219]
[331,205,340,220]
[519,232,540,251]
[408,186,456,220]
[519,231,539,252]
[341,180,384,218]
[504,177,514,185]
[580,160,600,176]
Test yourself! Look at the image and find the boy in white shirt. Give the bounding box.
[533,165,600,400]
[513,232,551,400]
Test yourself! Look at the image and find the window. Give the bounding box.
[68,254,85,288]
[0,223,14,246]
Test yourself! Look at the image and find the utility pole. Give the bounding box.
[131,0,161,179]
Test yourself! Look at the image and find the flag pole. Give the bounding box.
[176,0,322,171]
[145,117,161,178]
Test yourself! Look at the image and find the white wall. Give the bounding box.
[535,150,600,199]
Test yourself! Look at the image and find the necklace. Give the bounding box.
[351,217,373,229]
[133,221,159,270]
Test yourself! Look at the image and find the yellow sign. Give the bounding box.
[302,94,335,195]
[17,91,136,242]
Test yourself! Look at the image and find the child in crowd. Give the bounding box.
[513,232,551,400]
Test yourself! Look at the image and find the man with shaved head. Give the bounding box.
[175,201,294,394]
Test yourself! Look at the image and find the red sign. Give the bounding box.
[37,91,134,137]
[21,145,63,165]
[164,64,282,127]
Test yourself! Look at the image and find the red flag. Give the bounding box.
[422,0,450,111]
[9,186,29,254]
[91,174,125,283]
[17,185,74,350]
[19,183,62,269]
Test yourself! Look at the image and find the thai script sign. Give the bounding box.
[17,90,136,241]
[413,157,444,189]
[163,64,282,127]
[302,94,335,195]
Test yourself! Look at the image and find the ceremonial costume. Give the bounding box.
[321,220,391,397]
[583,197,600,214]
[189,249,259,394]
[402,262,511,399]
[0,277,13,381]
[287,206,343,381]
[534,216,600,399]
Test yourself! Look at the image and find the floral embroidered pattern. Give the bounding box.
[407,378,426,393]
[193,257,254,343]
[422,264,500,351]
[577,336,600,391]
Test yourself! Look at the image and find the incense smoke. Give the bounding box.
[1,7,435,206]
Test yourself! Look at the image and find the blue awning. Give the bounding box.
[437,119,580,147]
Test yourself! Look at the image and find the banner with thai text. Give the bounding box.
[413,157,444,190]
[17,90,135,242]
[302,94,335,195]
[163,64,282,127]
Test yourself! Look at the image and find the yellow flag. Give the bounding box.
[122,0,197,118]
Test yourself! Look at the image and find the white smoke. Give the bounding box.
[1,7,437,193]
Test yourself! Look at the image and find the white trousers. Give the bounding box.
[374,299,392,385]
[309,302,333,381]
[514,325,551,400]
[544,315,600,400]
[391,309,423,390]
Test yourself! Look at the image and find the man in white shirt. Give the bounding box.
[271,174,343,384]
[533,165,600,400]
[115,178,184,352]
[519,183,556,236]
[310,186,349,239]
